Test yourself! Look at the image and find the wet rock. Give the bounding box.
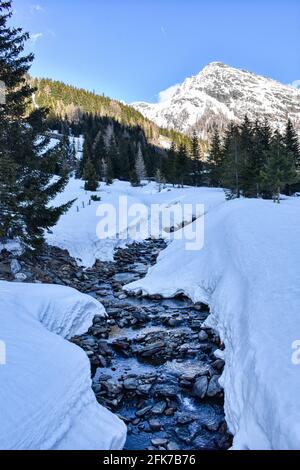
[207,375,223,397]
[113,272,138,283]
[167,441,181,450]
[165,407,175,416]
[138,341,166,357]
[103,379,123,397]
[151,438,168,447]
[151,401,167,415]
[137,383,153,395]
[168,317,184,327]
[81,338,97,348]
[193,376,208,399]
[198,330,209,341]
[212,359,225,371]
[176,413,195,425]
[135,405,153,417]
[124,377,138,390]
[149,419,161,431]
[118,293,127,300]
[154,384,178,399]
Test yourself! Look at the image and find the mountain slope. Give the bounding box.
[30,77,192,149]
[132,62,300,138]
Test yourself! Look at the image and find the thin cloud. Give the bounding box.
[289,80,300,90]
[30,4,44,13]
[30,32,43,44]
[158,83,180,103]
[160,26,167,35]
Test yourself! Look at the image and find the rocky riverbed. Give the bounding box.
[0,240,232,451]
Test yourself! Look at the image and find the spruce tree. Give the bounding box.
[191,131,202,186]
[175,144,188,187]
[166,141,176,186]
[0,1,72,248]
[207,127,223,187]
[284,119,300,194]
[135,143,147,184]
[83,159,98,191]
[261,130,296,203]
[220,123,241,198]
[246,119,272,197]
[285,119,300,170]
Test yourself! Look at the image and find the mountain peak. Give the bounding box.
[203,61,228,69]
[132,63,300,139]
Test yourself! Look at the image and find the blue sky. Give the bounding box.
[12,0,300,103]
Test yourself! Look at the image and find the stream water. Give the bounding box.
[72,239,232,451]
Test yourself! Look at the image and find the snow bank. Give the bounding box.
[125,197,300,449]
[0,281,126,450]
[47,177,224,266]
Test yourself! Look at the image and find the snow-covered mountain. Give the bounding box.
[132,62,300,138]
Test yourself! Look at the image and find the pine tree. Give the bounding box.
[107,135,122,179]
[101,158,108,183]
[92,131,106,178]
[155,168,166,192]
[135,143,146,184]
[83,159,98,191]
[191,131,202,186]
[175,144,188,187]
[284,119,300,194]
[0,1,73,248]
[207,127,223,187]
[0,156,21,241]
[246,119,272,197]
[221,123,241,198]
[54,131,76,175]
[165,141,176,186]
[285,119,300,170]
[261,130,297,203]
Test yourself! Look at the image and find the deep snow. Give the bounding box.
[125,197,300,449]
[0,282,126,450]
[46,177,225,266]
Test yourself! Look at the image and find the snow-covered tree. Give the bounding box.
[135,143,147,184]
[155,168,166,192]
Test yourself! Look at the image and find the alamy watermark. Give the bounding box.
[0,340,6,365]
[96,197,205,251]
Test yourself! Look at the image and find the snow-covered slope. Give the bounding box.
[125,197,300,449]
[132,62,300,138]
[47,177,225,267]
[0,282,126,450]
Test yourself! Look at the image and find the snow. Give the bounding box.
[46,177,225,267]
[132,62,300,138]
[0,281,126,450]
[125,196,300,450]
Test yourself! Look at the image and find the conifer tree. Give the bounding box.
[244,119,272,197]
[221,123,241,198]
[175,144,188,187]
[101,158,108,183]
[107,135,122,179]
[261,130,296,203]
[135,143,147,184]
[165,141,176,186]
[284,119,300,194]
[155,168,166,192]
[285,119,300,170]
[83,159,98,191]
[0,1,72,248]
[207,127,223,187]
[191,131,202,186]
